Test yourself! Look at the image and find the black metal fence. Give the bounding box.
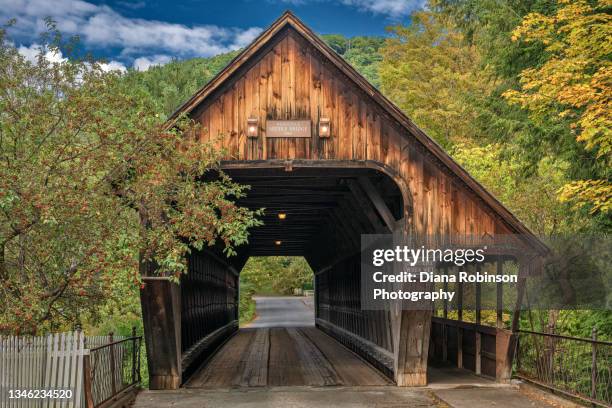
[84,329,142,407]
[516,329,611,407]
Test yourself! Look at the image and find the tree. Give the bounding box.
[380,10,495,148]
[0,24,261,334]
[123,51,239,117]
[240,256,313,295]
[451,143,590,235]
[503,0,611,215]
[322,34,385,87]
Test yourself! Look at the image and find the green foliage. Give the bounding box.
[426,0,609,229]
[123,52,239,117]
[239,281,257,325]
[503,0,612,215]
[0,24,261,334]
[322,35,386,87]
[240,257,313,296]
[380,11,494,148]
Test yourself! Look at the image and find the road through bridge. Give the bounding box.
[185,296,391,388]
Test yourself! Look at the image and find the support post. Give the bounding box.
[140,276,182,389]
[442,266,448,362]
[131,326,137,384]
[497,259,528,382]
[393,310,432,386]
[442,266,448,319]
[475,273,482,375]
[591,327,598,400]
[109,332,116,396]
[83,354,94,408]
[496,260,504,329]
[456,267,463,368]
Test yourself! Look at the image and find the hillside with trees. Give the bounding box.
[126,34,385,117]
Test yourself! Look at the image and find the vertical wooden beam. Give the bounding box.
[442,266,448,362]
[394,310,432,386]
[475,331,482,375]
[495,329,513,382]
[497,259,529,382]
[475,265,482,375]
[496,260,504,329]
[475,282,481,325]
[456,266,463,368]
[442,266,448,319]
[140,276,182,390]
[83,355,94,408]
[457,268,463,322]
[109,332,117,395]
[511,274,527,333]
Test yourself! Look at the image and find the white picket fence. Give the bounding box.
[0,332,121,408]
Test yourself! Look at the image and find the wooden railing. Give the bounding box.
[430,317,513,380]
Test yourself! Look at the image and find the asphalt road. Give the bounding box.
[247,296,314,328]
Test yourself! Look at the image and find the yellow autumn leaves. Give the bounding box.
[504,0,611,214]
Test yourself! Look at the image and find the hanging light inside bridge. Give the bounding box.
[278,213,287,220]
[275,240,282,246]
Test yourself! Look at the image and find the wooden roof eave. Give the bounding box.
[165,10,549,256]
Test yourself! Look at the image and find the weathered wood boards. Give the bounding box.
[140,277,182,390]
[185,328,391,388]
[189,23,526,257]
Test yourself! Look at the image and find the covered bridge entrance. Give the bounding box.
[139,12,546,390]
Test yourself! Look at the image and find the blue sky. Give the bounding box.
[1,0,420,71]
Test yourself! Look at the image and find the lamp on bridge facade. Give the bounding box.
[247,117,259,138]
[318,117,330,138]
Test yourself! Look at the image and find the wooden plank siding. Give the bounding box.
[189,28,513,241]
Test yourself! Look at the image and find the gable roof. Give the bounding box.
[167,11,548,255]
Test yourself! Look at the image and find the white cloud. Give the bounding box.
[273,0,420,18]
[340,0,423,17]
[231,27,265,49]
[17,42,126,72]
[133,55,172,71]
[99,60,127,72]
[1,0,262,65]
[17,43,67,64]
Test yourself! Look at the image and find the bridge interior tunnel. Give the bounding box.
[164,165,407,388]
[141,164,520,390]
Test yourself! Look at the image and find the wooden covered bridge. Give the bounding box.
[139,12,547,390]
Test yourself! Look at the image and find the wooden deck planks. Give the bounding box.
[287,328,341,386]
[237,328,270,387]
[186,327,389,388]
[300,327,392,386]
[268,328,305,386]
[184,329,256,388]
